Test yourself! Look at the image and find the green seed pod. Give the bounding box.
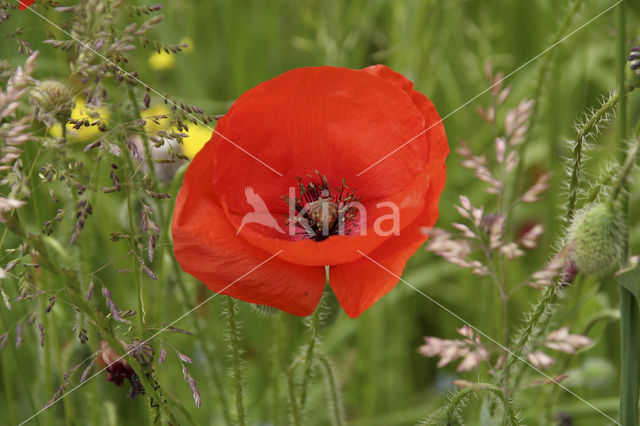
[567,202,627,275]
[30,80,73,125]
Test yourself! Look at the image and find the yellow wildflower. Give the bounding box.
[142,104,171,133]
[148,50,175,71]
[48,98,109,141]
[180,124,212,160]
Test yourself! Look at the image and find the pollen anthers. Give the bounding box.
[283,171,360,242]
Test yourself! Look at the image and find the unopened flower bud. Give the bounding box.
[30,80,73,125]
[567,203,627,275]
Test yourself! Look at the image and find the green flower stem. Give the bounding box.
[567,90,619,221]
[316,353,345,426]
[119,133,146,330]
[226,296,246,426]
[508,282,556,370]
[619,288,640,426]
[271,311,285,425]
[0,311,17,426]
[300,269,327,409]
[611,139,639,202]
[48,305,74,426]
[287,354,305,426]
[616,2,639,425]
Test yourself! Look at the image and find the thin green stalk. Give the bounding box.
[619,289,639,425]
[119,133,146,330]
[288,354,305,426]
[616,2,639,425]
[48,308,74,426]
[226,296,246,426]
[611,139,639,202]
[126,85,158,183]
[507,278,561,375]
[271,311,285,425]
[300,270,327,409]
[567,91,619,221]
[1,317,17,426]
[0,309,40,426]
[317,354,345,426]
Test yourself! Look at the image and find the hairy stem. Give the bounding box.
[317,353,345,426]
[443,384,518,425]
[288,355,305,426]
[300,275,326,409]
[271,312,285,425]
[507,279,560,377]
[611,139,639,202]
[567,90,619,222]
[226,296,246,426]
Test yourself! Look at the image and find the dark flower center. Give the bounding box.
[283,172,360,241]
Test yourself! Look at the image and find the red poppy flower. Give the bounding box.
[18,0,35,10]
[171,65,448,318]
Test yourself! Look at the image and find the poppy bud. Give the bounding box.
[30,80,73,124]
[567,202,627,275]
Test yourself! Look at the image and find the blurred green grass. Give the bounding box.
[2,0,640,425]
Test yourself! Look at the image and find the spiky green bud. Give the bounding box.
[30,80,73,125]
[567,202,627,275]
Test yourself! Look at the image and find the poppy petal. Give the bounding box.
[211,66,430,217]
[329,162,446,318]
[362,64,448,165]
[172,142,325,316]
